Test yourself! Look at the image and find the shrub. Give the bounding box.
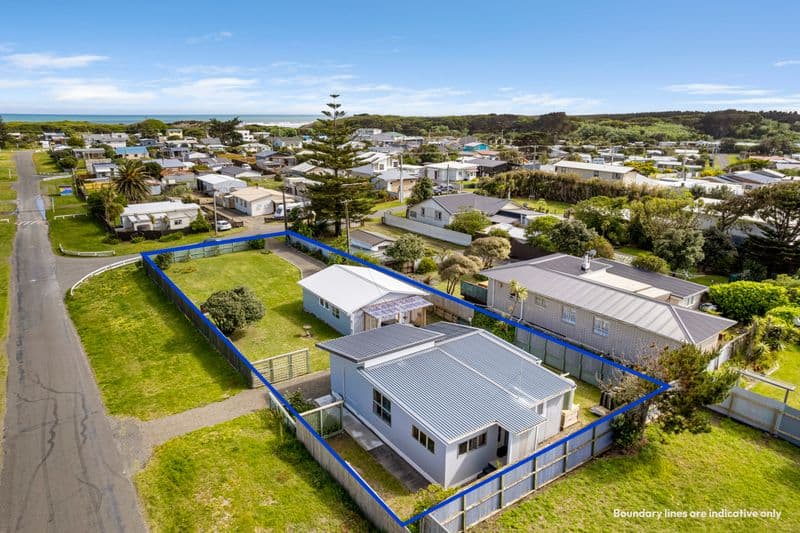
[154,252,174,270]
[416,257,438,274]
[766,305,800,325]
[158,232,183,242]
[189,212,211,233]
[102,235,121,245]
[632,254,670,274]
[201,286,265,335]
[708,281,789,322]
[130,235,146,244]
[248,238,266,250]
[286,391,316,413]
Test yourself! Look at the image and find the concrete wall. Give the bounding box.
[488,279,680,361]
[383,213,472,246]
[302,288,354,335]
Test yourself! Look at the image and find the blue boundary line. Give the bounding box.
[140,230,669,528]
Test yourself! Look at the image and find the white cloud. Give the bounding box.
[0,79,34,89]
[665,83,772,96]
[3,52,109,70]
[185,31,233,45]
[161,77,261,104]
[51,81,156,103]
[697,95,800,106]
[270,74,357,86]
[175,64,242,75]
[774,59,800,67]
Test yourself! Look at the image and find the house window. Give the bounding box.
[372,389,391,426]
[174,219,183,226]
[409,210,417,218]
[420,207,426,217]
[593,171,599,178]
[331,306,340,319]
[457,432,487,456]
[319,297,330,309]
[562,306,577,325]
[435,211,442,221]
[536,403,545,415]
[593,316,610,337]
[534,295,547,308]
[686,294,696,306]
[412,425,435,454]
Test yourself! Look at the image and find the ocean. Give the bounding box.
[0,113,320,127]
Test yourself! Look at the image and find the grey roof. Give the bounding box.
[431,193,509,216]
[534,254,707,298]
[484,258,736,344]
[421,321,479,341]
[316,323,442,362]
[465,158,508,168]
[221,166,258,177]
[349,229,395,247]
[255,150,277,158]
[362,338,561,441]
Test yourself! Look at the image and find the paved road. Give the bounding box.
[0,152,145,532]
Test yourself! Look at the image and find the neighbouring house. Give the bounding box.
[196,173,247,195]
[85,133,129,149]
[286,162,333,178]
[72,148,107,160]
[283,176,320,197]
[196,156,233,171]
[235,129,255,142]
[220,165,262,179]
[407,193,513,228]
[166,128,183,139]
[482,253,736,361]
[230,186,295,216]
[92,163,119,180]
[273,136,304,149]
[145,158,187,172]
[707,169,785,191]
[298,264,432,335]
[160,171,197,190]
[463,141,489,152]
[117,200,201,233]
[162,145,190,160]
[115,146,149,160]
[349,229,396,254]
[319,322,578,488]
[372,167,422,199]
[465,158,510,176]
[422,161,478,182]
[554,161,638,183]
[199,137,226,151]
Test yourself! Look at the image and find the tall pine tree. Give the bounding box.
[307,95,375,236]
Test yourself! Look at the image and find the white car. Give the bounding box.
[215,220,232,231]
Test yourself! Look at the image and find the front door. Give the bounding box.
[497,428,509,459]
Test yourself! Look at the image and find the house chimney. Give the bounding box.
[581,249,597,272]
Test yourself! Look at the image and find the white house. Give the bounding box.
[554,161,638,183]
[298,265,432,335]
[349,229,396,254]
[118,201,201,233]
[319,322,577,488]
[220,165,262,179]
[196,173,247,195]
[407,193,511,228]
[230,187,296,216]
[422,161,478,182]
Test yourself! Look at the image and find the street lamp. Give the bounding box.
[213,190,219,236]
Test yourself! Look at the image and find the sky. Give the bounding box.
[0,0,799,116]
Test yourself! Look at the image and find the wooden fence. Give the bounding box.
[709,386,800,447]
[250,348,310,388]
[428,293,474,323]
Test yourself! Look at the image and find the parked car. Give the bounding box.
[215,220,232,231]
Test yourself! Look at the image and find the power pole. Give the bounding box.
[213,191,218,236]
[398,153,404,203]
[343,199,351,253]
[281,185,288,233]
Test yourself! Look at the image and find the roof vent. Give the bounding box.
[581,249,597,272]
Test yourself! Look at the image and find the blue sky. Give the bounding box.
[1,0,798,116]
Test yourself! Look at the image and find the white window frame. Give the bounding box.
[534,295,547,308]
[412,425,436,454]
[562,305,577,325]
[331,306,340,319]
[457,432,487,456]
[372,389,392,426]
[593,316,610,337]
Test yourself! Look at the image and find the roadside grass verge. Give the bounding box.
[135,411,369,531]
[480,417,800,532]
[32,151,60,174]
[0,150,18,181]
[751,344,800,409]
[167,250,340,371]
[66,265,246,420]
[0,217,16,447]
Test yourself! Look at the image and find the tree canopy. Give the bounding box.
[446,209,491,235]
[202,286,265,335]
[466,236,511,268]
[113,159,149,203]
[438,253,483,294]
[385,234,425,265]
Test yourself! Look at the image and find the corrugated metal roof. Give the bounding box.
[484,262,734,343]
[421,321,478,340]
[349,229,395,247]
[317,324,442,362]
[431,193,508,216]
[363,348,547,441]
[297,265,427,313]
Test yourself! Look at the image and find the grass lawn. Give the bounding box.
[0,150,18,181]
[752,344,800,409]
[67,265,246,420]
[572,379,602,426]
[136,411,369,531]
[0,182,15,201]
[480,417,800,532]
[691,274,729,287]
[373,199,405,212]
[615,246,650,258]
[0,218,16,441]
[511,198,572,215]
[167,250,340,371]
[32,151,60,174]
[328,433,417,518]
[362,220,465,252]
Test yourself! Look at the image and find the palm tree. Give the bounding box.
[509,279,528,319]
[113,159,149,203]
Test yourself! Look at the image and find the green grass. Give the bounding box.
[481,417,800,532]
[362,220,465,252]
[615,246,650,258]
[0,182,16,201]
[32,151,60,174]
[572,380,602,426]
[752,344,800,409]
[67,265,246,420]
[167,250,340,371]
[136,411,369,531]
[328,433,416,518]
[372,199,404,212]
[0,217,16,443]
[510,198,572,215]
[691,274,729,287]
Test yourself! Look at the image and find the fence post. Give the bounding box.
[498,473,504,508]
[268,358,274,382]
[460,493,467,532]
[305,348,310,373]
[590,424,597,456]
[288,352,294,380]
[531,456,537,491]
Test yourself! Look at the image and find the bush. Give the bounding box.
[416,257,438,274]
[708,281,789,322]
[201,286,266,335]
[631,254,670,274]
[154,252,174,270]
[248,238,266,250]
[131,235,146,244]
[102,235,121,245]
[766,305,800,325]
[189,212,211,233]
[158,232,183,242]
